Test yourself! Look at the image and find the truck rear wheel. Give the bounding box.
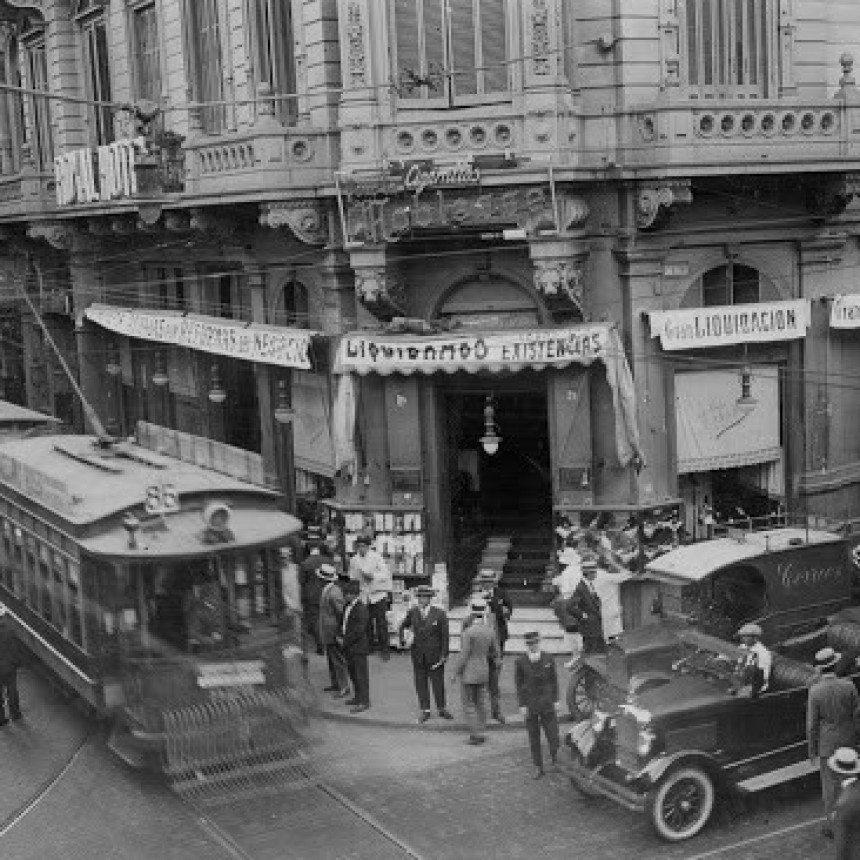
[647,766,715,842]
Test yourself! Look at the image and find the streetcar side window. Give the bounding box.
[38,542,54,627]
[11,524,23,599]
[1,519,12,592]
[66,561,83,648]
[25,535,38,613]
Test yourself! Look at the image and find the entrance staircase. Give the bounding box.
[448,605,568,654]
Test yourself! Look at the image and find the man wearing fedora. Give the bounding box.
[808,646,860,837]
[515,631,560,779]
[831,747,860,859]
[318,563,350,698]
[474,569,512,723]
[339,580,371,713]
[399,585,453,723]
[565,558,605,656]
[349,536,393,661]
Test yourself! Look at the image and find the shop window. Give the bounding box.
[21,34,53,171]
[76,2,114,145]
[183,0,225,134]
[247,0,297,126]
[700,263,761,307]
[392,0,509,105]
[680,0,777,99]
[130,1,162,104]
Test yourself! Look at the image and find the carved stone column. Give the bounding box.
[348,245,404,322]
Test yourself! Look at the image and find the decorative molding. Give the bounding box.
[798,231,848,267]
[353,266,405,321]
[345,2,367,88]
[635,180,693,230]
[260,201,329,245]
[27,222,75,250]
[804,173,860,218]
[533,259,585,318]
[529,0,552,77]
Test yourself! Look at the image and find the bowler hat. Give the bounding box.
[523,631,540,645]
[317,563,337,581]
[814,646,841,671]
[828,747,860,776]
[737,623,762,638]
[413,584,436,597]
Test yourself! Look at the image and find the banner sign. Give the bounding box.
[335,324,612,376]
[85,304,316,370]
[649,300,810,351]
[830,294,860,329]
[55,138,145,206]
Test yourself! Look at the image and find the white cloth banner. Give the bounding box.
[85,304,316,370]
[292,371,335,477]
[649,300,810,351]
[830,294,860,329]
[675,366,781,474]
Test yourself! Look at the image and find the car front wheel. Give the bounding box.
[566,667,601,720]
[647,766,715,842]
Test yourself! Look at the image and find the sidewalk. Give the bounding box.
[307,649,574,731]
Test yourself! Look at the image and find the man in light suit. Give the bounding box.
[317,564,349,698]
[451,597,499,745]
[565,558,605,655]
[339,580,371,714]
[515,631,560,779]
[807,647,860,837]
[399,585,453,723]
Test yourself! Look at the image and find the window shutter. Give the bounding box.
[449,0,477,96]
[479,0,506,93]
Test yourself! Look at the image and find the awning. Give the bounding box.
[676,366,781,473]
[336,323,644,469]
[85,304,317,370]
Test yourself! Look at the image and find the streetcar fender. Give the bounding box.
[639,751,725,789]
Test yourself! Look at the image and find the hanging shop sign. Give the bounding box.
[85,304,316,370]
[648,299,810,351]
[54,138,146,206]
[829,294,860,329]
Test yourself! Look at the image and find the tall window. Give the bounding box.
[22,35,53,171]
[131,2,162,103]
[681,0,776,98]
[185,0,225,133]
[77,4,114,145]
[393,0,508,105]
[0,36,24,174]
[247,0,297,125]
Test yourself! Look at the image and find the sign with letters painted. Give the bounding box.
[54,138,146,206]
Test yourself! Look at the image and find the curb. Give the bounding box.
[315,708,575,733]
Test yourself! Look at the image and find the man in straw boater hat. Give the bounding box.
[399,585,453,723]
[317,563,350,698]
[735,622,772,697]
[514,631,560,779]
[830,747,860,859]
[808,646,860,838]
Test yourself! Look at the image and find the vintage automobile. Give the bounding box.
[566,527,860,720]
[564,608,860,842]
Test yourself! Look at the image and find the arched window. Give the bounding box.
[683,263,780,309]
[435,278,539,329]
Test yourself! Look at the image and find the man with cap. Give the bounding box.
[451,596,499,745]
[349,536,393,661]
[339,580,371,713]
[808,646,860,836]
[830,747,860,859]
[564,558,605,656]
[317,563,349,697]
[514,631,560,779]
[399,585,453,723]
[736,623,772,696]
[0,605,23,724]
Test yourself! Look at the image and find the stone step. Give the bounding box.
[447,606,569,653]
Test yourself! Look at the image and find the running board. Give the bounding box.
[735,758,817,793]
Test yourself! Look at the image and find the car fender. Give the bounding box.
[640,751,724,789]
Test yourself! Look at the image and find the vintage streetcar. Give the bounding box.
[0,432,307,776]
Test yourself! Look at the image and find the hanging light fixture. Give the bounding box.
[736,348,757,412]
[274,378,294,424]
[479,394,502,456]
[151,350,169,387]
[208,363,227,404]
[105,341,121,377]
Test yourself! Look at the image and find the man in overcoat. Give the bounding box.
[565,558,605,655]
[339,580,371,713]
[807,647,860,836]
[514,630,560,779]
[317,563,349,697]
[399,585,453,723]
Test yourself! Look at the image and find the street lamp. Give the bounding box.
[208,363,227,404]
[274,378,294,424]
[479,395,502,456]
[151,350,169,387]
[737,349,757,412]
[105,341,121,377]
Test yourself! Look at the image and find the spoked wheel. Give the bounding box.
[566,667,602,720]
[647,767,715,842]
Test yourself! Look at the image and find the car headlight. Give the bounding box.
[636,728,656,757]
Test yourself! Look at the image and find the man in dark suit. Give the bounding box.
[808,647,860,836]
[399,585,453,723]
[565,558,605,655]
[476,569,513,723]
[515,630,560,779]
[317,563,349,697]
[339,580,371,713]
[299,541,328,655]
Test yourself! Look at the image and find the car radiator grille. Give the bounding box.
[614,713,640,773]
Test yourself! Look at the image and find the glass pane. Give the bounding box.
[480,0,507,93]
[133,4,162,102]
[395,0,422,98]
[423,0,446,95]
[702,0,713,85]
[449,0,477,96]
[732,264,760,305]
[702,265,730,307]
[686,0,699,85]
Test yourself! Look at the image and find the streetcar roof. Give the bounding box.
[0,434,282,526]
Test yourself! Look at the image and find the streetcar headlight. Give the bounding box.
[636,728,656,757]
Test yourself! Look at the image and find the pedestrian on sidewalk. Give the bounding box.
[299,541,328,656]
[340,580,371,714]
[318,564,350,698]
[473,569,511,724]
[807,647,860,838]
[451,597,499,745]
[830,748,860,860]
[565,558,605,656]
[349,536,393,661]
[399,585,453,723]
[514,631,560,779]
[0,605,23,724]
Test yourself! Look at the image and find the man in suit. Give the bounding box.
[565,558,605,655]
[475,569,512,724]
[299,541,328,655]
[830,748,860,860]
[515,631,560,779]
[0,605,23,724]
[451,597,499,745]
[317,563,349,698]
[399,584,453,723]
[339,580,371,713]
[807,646,860,837]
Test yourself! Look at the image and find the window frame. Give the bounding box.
[245,0,298,126]
[19,28,53,172]
[127,0,164,105]
[75,2,115,146]
[182,0,226,134]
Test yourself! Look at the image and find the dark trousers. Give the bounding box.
[526,707,559,769]
[367,599,390,655]
[346,652,370,706]
[325,641,349,691]
[582,635,606,656]
[412,655,446,711]
[0,670,20,719]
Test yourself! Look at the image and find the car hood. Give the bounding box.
[631,673,729,718]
